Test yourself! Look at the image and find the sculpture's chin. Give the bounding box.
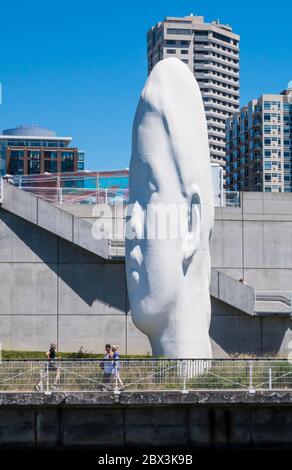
[152,338,213,360]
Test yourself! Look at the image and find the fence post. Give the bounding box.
[57,176,63,204]
[45,362,51,395]
[268,368,272,391]
[0,177,3,203]
[39,369,42,392]
[114,370,121,395]
[248,360,255,394]
[114,365,120,397]
[96,175,99,204]
[181,360,189,394]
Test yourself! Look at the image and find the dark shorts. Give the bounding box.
[103,373,112,384]
[48,361,58,372]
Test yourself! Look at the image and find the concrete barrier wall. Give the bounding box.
[1,392,292,449]
[1,189,292,356]
[0,208,151,355]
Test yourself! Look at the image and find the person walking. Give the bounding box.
[112,344,123,388]
[100,344,114,390]
[36,343,61,391]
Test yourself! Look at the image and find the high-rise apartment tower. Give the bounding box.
[226,88,292,192]
[147,15,240,167]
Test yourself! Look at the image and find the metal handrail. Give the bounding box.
[0,359,292,394]
[2,179,240,208]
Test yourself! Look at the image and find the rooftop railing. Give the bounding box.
[0,359,291,394]
[1,176,241,208]
[20,186,129,205]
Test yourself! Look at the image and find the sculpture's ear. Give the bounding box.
[182,187,201,262]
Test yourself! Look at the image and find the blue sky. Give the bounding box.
[0,0,291,170]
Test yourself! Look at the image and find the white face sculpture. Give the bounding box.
[125,58,214,359]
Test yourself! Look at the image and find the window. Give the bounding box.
[195,30,208,36]
[44,151,57,159]
[181,50,188,54]
[61,151,74,172]
[167,28,192,35]
[212,32,231,43]
[27,160,41,174]
[61,160,74,172]
[166,40,176,45]
[166,49,176,53]
[7,141,25,147]
[10,150,24,159]
[61,151,74,159]
[264,162,272,170]
[10,158,24,175]
[9,150,24,175]
[27,151,40,159]
[44,160,57,173]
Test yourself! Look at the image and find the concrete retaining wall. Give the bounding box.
[0,208,151,355]
[1,189,292,356]
[1,391,292,449]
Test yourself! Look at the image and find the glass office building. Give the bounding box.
[0,125,85,176]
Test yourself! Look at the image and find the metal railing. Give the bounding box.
[1,359,292,394]
[20,186,129,205]
[1,177,240,208]
[255,291,292,316]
